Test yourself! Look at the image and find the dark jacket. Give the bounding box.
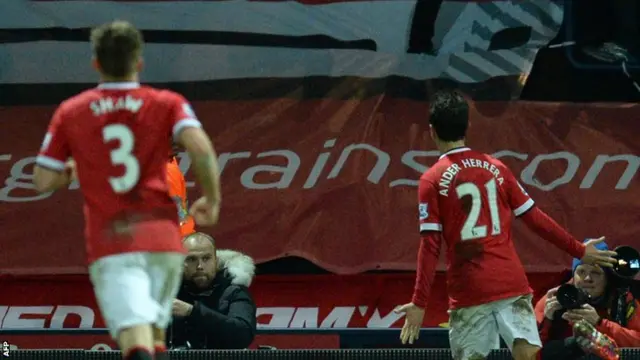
[169,250,257,349]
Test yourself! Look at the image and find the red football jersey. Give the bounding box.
[36,82,202,265]
[419,147,535,309]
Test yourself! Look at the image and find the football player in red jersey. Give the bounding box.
[32,21,221,360]
[394,90,618,360]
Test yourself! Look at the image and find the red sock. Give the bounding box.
[154,344,169,360]
[536,350,543,360]
[124,346,153,360]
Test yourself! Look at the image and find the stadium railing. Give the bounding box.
[1,328,638,359]
[2,328,452,349]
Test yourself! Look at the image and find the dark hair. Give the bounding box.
[90,20,143,78]
[428,89,469,142]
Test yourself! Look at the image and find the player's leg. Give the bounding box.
[494,294,542,360]
[152,327,168,359]
[89,253,161,360]
[147,252,186,360]
[448,303,500,360]
[118,326,155,359]
[511,339,541,360]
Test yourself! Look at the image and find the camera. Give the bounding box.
[556,246,640,310]
[557,283,591,309]
[611,246,640,279]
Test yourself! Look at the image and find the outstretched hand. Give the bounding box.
[581,237,618,268]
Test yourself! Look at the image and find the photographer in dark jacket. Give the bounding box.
[169,232,257,349]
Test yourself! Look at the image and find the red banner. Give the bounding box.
[0,272,567,350]
[0,100,638,275]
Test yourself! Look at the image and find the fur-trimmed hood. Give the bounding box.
[171,249,257,350]
[216,249,255,287]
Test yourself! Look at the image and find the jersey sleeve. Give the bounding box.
[169,93,203,139]
[418,178,442,233]
[36,107,71,172]
[503,166,535,217]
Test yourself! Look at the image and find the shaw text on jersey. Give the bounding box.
[90,96,143,116]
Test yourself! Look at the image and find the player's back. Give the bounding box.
[60,83,185,261]
[423,148,532,308]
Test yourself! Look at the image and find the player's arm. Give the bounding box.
[170,99,221,205]
[33,108,74,193]
[178,128,220,205]
[33,165,74,193]
[412,232,443,308]
[501,167,585,258]
[521,210,617,267]
[519,207,585,258]
[411,179,444,308]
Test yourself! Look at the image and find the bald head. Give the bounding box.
[183,232,217,288]
[183,232,215,251]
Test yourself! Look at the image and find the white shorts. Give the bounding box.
[88,252,185,339]
[448,294,541,360]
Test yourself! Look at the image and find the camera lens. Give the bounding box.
[557,284,591,309]
[614,246,640,278]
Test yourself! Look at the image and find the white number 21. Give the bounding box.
[103,124,140,193]
[455,178,501,241]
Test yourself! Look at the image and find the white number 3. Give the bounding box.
[103,124,140,193]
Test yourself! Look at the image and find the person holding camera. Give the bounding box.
[535,239,640,358]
